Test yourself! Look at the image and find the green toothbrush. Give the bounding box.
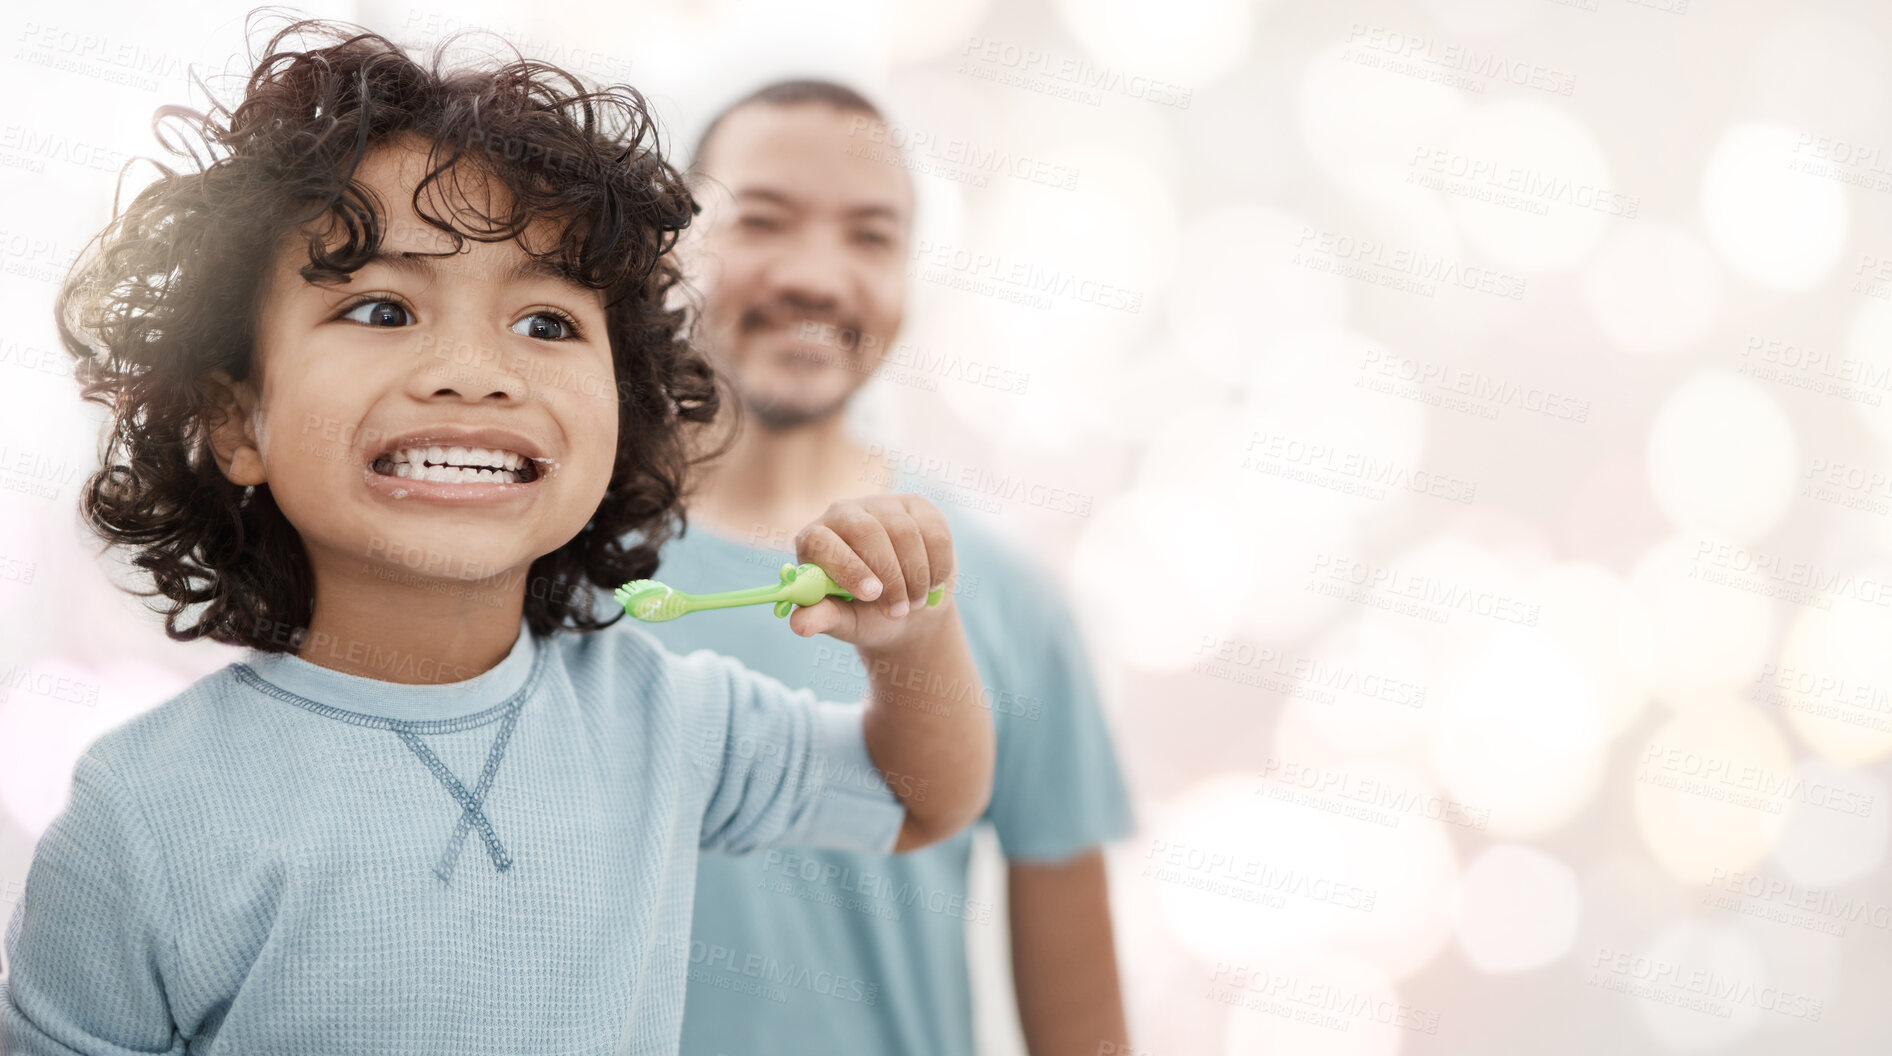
[616,562,945,623]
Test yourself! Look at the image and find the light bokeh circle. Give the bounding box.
[1454,843,1581,974]
[1699,121,1848,291]
[1581,222,1724,356]
[1645,371,1798,542]
[1631,704,1795,884]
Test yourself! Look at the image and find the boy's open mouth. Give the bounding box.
[369,445,542,485]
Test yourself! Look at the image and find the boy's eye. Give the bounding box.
[341,300,412,327]
[512,312,574,341]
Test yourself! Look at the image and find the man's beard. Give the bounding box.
[721,300,866,431]
[735,376,849,431]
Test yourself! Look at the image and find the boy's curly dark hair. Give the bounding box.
[55,14,725,651]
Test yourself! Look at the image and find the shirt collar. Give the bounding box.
[237,616,539,723]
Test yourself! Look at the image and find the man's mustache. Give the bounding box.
[736,303,868,352]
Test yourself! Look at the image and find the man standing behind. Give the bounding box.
[644,81,1135,1055]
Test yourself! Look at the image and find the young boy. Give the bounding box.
[0,18,992,1056]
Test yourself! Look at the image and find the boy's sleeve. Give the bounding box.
[984,574,1137,863]
[672,647,907,856]
[2,752,186,1056]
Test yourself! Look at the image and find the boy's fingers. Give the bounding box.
[794,524,879,599]
[789,597,849,638]
[808,509,901,606]
[878,509,931,608]
[902,495,955,593]
[837,508,908,617]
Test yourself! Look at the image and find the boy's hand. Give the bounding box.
[788,493,955,648]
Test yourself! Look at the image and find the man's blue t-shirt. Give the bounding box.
[638,493,1136,1055]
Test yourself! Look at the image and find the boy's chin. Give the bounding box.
[346,531,546,592]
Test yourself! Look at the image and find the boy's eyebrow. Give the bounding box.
[360,249,577,286]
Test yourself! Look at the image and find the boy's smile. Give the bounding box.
[363,427,550,500]
[205,135,621,677]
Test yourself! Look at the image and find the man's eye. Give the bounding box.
[511,312,574,341]
[341,301,412,327]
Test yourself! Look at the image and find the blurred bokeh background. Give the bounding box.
[6,0,1892,1052]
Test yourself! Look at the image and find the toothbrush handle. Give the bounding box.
[674,583,791,611]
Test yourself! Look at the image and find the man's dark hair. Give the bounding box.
[691,78,886,171]
[56,15,722,651]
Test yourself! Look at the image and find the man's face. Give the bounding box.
[686,102,914,430]
[220,137,621,593]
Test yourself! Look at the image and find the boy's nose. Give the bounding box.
[409,332,531,403]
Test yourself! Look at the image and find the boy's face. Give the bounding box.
[209,138,619,593]
[686,102,913,430]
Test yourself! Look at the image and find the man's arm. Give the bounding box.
[1009,850,1130,1056]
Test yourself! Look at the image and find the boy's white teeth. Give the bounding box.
[391,463,523,484]
[388,446,527,468]
[381,444,532,483]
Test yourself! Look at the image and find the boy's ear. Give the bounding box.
[202,369,266,487]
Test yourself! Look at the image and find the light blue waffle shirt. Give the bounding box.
[0,616,907,1055]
